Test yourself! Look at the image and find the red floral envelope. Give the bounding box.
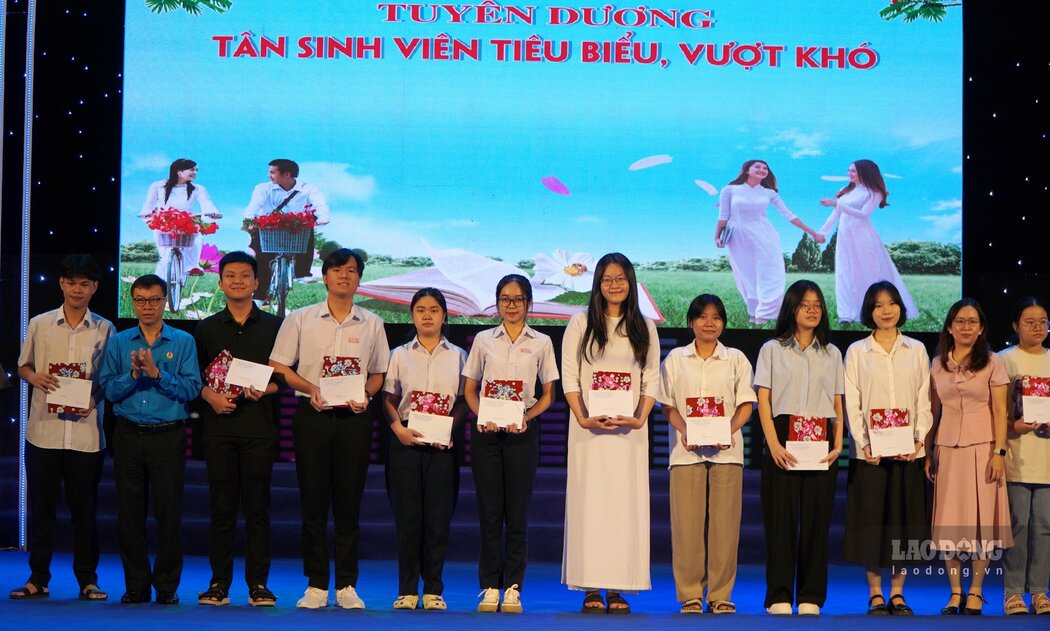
[685,396,726,418]
[1021,376,1050,397]
[869,408,909,431]
[322,356,361,377]
[483,379,524,401]
[48,362,88,414]
[410,390,453,416]
[788,416,826,442]
[591,371,631,391]
[205,350,243,396]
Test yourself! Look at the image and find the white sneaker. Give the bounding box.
[766,602,793,615]
[296,587,329,609]
[501,584,522,613]
[477,588,500,612]
[336,585,366,609]
[798,603,821,616]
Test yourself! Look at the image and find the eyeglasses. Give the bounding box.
[1020,318,1050,330]
[600,276,629,287]
[132,297,164,307]
[952,318,981,328]
[798,302,823,312]
[498,297,526,307]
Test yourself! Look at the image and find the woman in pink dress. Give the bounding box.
[926,298,1012,615]
[816,160,918,324]
[715,160,821,325]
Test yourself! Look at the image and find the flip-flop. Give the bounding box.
[79,585,108,601]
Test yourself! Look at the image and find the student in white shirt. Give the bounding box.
[463,274,559,613]
[140,158,222,283]
[659,294,756,614]
[383,288,467,611]
[754,280,844,616]
[268,249,389,610]
[11,255,114,601]
[244,158,331,297]
[842,281,931,616]
[1000,296,1050,616]
[561,253,660,614]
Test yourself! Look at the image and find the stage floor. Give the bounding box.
[0,552,1036,628]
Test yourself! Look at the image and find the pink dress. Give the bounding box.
[929,353,1013,552]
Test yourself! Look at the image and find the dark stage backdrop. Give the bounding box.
[0,2,1047,548]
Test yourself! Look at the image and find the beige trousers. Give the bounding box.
[669,462,742,603]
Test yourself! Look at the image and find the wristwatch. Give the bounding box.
[994,448,1007,457]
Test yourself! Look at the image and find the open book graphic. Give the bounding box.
[357,240,664,322]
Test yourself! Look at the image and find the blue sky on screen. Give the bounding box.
[121,1,961,263]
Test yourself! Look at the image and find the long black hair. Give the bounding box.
[772,279,831,349]
[408,286,450,341]
[580,253,651,368]
[937,298,991,372]
[727,159,777,191]
[163,158,197,204]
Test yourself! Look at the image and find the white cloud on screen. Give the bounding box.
[930,199,962,212]
[575,215,606,225]
[321,215,480,257]
[123,153,172,176]
[766,129,825,158]
[299,161,376,203]
[891,120,959,148]
[921,210,961,241]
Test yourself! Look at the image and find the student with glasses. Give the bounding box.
[926,298,1011,615]
[999,296,1050,616]
[561,254,660,614]
[754,280,844,616]
[462,274,559,613]
[98,275,202,605]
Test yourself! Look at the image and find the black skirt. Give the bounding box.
[842,457,929,568]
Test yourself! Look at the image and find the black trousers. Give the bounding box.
[292,401,371,590]
[113,419,186,594]
[249,230,315,300]
[386,430,458,595]
[760,415,839,608]
[25,442,103,589]
[470,422,539,590]
[204,434,277,589]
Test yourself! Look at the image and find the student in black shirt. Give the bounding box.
[193,251,283,606]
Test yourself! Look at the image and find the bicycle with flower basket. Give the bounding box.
[144,207,220,311]
[246,205,318,317]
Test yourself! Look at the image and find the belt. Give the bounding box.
[117,417,185,434]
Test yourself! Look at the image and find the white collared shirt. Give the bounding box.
[462,323,559,408]
[18,307,115,452]
[754,337,844,418]
[141,180,220,216]
[244,179,331,224]
[385,337,467,421]
[844,332,932,458]
[659,341,757,466]
[270,301,389,395]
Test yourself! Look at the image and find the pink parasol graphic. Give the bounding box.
[541,176,571,196]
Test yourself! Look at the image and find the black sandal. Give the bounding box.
[606,592,631,615]
[867,594,889,615]
[197,583,230,606]
[581,590,606,614]
[10,581,49,600]
[888,594,913,616]
[963,592,985,616]
[940,592,962,615]
[79,584,108,601]
[249,585,277,607]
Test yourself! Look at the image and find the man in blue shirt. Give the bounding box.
[99,274,201,605]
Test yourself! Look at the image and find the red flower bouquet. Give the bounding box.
[249,204,319,231]
[145,207,218,235]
